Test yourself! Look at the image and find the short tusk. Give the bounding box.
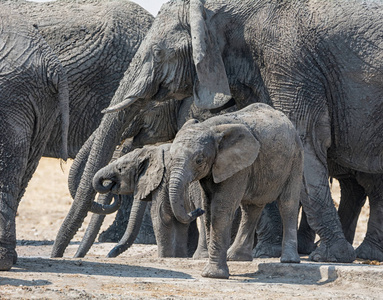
[102,97,138,114]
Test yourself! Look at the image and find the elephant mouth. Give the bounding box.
[100,179,120,195]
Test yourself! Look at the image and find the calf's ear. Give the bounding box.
[212,124,260,183]
[190,0,232,110]
[134,147,165,201]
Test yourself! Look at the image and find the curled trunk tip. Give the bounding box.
[90,195,122,215]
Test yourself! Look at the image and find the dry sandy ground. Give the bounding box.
[0,157,382,299]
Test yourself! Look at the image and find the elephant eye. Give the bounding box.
[196,155,205,165]
[152,46,164,62]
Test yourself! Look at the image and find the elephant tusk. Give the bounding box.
[102,97,138,113]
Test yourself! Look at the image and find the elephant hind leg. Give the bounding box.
[355,173,383,261]
[303,147,355,262]
[227,203,263,261]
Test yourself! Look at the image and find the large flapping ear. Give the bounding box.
[212,124,260,183]
[134,147,165,201]
[190,0,232,110]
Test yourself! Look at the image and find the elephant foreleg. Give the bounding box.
[303,146,355,262]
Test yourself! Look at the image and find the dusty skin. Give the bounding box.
[0,158,382,299]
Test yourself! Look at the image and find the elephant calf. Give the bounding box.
[92,144,207,258]
[168,103,303,279]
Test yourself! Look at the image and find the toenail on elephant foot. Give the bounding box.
[201,262,229,279]
[309,239,355,263]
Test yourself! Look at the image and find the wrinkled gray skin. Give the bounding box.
[92,144,208,259]
[0,8,69,270]
[329,163,383,261]
[73,97,235,258]
[169,103,303,279]
[256,163,383,262]
[8,0,154,159]
[80,0,383,262]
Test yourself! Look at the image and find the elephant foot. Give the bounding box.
[253,241,282,258]
[227,247,253,261]
[0,247,17,271]
[356,239,383,261]
[201,262,229,279]
[297,234,317,255]
[193,247,209,259]
[309,238,356,263]
[280,248,300,263]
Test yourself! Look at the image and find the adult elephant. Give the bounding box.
[0,7,69,270]
[53,0,383,263]
[9,0,154,158]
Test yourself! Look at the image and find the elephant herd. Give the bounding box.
[1,0,383,279]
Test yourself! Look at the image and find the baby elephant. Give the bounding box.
[92,143,206,258]
[169,103,303,279]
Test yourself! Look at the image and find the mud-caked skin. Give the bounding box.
[168,103,303,279]
[0,7,69,270]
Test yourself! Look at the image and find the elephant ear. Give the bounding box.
[190,0,232,110]
[212,124,260,183]
[134,147,165,201]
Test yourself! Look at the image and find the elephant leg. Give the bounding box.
[227,203,263,261]
[152,202,177,258]
[297,206,316,254]
[192,216,209,259]
[253,201,283,258]
[174,222,189,258]
[277,174,300,263]
[201,180,244,279]
[355,173,383,261]
[0,126,36,270]
[0,191,18,271]
[303,146,355,262]
[337,177,366,244]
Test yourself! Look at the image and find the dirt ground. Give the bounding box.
[0,157,382,299]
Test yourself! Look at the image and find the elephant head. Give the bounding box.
[93,145,166,201]
[168,119,260,224]
[103,0,251,113]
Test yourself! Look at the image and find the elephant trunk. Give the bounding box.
[68,130,97,199]
[92,167,117,194]
[107,198,148,258]
[74,193,113,258]
[169,164,204,224]
[51,113,123,258]
[89,194,121,215]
